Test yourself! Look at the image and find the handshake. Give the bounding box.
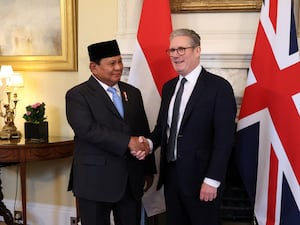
[128,136,151,160]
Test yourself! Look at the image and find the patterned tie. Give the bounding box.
[107,87,124,118]
[167,78,187,161]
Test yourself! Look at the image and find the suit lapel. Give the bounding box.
[162,78,179,131]
[180,70,206,128]
[87,76,123,118]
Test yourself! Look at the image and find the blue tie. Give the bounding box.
[107,87,124,118]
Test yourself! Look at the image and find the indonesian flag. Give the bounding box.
[236,0,300,224]
[128,0,176,217]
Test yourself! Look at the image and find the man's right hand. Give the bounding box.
[128,136,150,160]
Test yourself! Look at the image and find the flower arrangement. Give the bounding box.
[23,102,47,123]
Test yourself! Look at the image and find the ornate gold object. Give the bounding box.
[170,0,262,12]
[0,91,21,139]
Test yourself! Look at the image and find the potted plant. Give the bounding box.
[23,102,48,142]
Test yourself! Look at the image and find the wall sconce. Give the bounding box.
[0,65,24,139]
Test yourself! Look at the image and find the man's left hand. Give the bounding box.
[199,182,217,201]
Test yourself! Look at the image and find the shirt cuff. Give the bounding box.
[147,138,153,154]
[204,177,221,188]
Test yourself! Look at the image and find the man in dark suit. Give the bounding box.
[66,40,156,225]
[148,29,237,225]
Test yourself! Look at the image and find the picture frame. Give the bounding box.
[170,0,300,36]
[296,0,300,36]
[0,0,77,71]
[170,0,262,12]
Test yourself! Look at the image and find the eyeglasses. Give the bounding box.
[166,46,195,56]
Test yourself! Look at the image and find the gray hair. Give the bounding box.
[170,29,201,47]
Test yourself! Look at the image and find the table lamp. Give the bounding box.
[0,65,24,139]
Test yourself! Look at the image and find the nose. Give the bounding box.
[114,62,123,70]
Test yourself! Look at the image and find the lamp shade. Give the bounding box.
[0,65,14,77]
[0,66,24,88]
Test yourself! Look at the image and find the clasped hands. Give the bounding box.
[128,136,150,160]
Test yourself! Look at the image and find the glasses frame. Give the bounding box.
[166,46,196,56]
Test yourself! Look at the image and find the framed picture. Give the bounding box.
[170,0,262,12]
[0,0,77,71]
[296,0,300,36]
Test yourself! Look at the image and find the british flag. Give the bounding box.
[236,0,300,224]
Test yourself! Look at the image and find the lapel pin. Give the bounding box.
[123,91,128,102]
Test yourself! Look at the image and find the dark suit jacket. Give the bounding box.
[66,76,156,202]
[151,67,237,197]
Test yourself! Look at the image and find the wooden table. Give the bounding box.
[0,137,74,225]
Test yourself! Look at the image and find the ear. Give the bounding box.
[89,62,97,72]
[195,46,201,57]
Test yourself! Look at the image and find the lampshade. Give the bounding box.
[0,65,14,78]
[0,65,24,88]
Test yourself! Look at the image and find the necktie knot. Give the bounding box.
[180,77,187,86]
[107,87,117,94]
[107,87,124,118]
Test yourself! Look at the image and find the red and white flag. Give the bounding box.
[128,0,176,216]
[236,0,300,224]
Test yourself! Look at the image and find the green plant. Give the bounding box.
[23,102,47,123]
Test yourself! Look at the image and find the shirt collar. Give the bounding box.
[179,64,202,85]
[92,74,120,93]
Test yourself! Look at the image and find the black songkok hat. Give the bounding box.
[88,40,121,62]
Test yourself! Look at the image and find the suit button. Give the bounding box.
[178,134,183,138]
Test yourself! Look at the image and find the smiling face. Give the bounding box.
[90,55,123,86]
[169,35,201,76]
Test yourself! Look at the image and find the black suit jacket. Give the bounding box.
[151,67,237,196]
[66,76,156,202]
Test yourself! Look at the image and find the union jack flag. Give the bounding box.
[236,0,300,224]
